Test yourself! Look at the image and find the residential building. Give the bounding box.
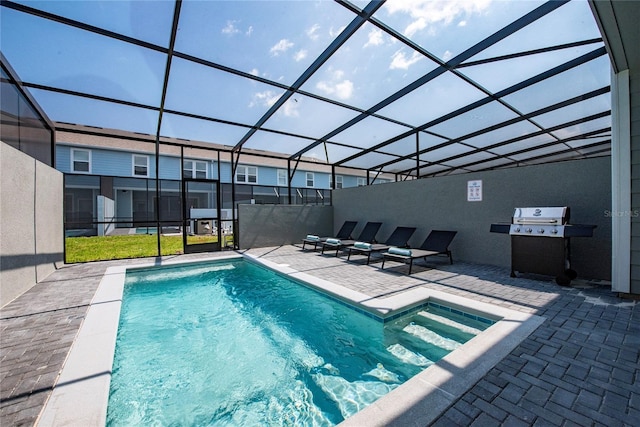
[54,124,393,236]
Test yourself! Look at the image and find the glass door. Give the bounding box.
[182,179,221,253]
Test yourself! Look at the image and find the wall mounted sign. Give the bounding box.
[467,180,482,201]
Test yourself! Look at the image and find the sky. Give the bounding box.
[1,0,611,174]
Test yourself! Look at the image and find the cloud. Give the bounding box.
[249,68,260,77]
[364,29,385,48]
[222,20,240,35]
[442,50,453,61]
[307,24,321,40]
[246,26,254,36]
[294,49,308,62]
[384,0,492,37]
[270,39,294,56]
[329,25,346,38]
[249,90,280,108]
[315,68,353,100]
[316,78,354,100]
[390,50,424,70]
[334,80,354,100]
[281,99,300,117]
[404,17,427,38]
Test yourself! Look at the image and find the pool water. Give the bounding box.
[107,260,491,426]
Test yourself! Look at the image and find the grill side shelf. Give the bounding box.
[490,223,510,234]
[564,224,597,238]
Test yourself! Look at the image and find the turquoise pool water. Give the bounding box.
[107,260,491,426]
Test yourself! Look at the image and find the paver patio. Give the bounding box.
[1,246,638,426]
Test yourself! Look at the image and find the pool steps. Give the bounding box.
[415,310,484,335]
[380,310,477,370]
[402,323,462,351]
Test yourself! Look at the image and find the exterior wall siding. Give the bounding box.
[332,156,612,281]
[630,71,640,294]
[210,161,220,180]
[93,149,139,177]
[257,166,277,186]
[219,162,233,182]
[158,156,180,180]
[56,143,373,189]
[55,145,72,172]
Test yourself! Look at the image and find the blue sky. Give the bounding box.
[1,0,610,173]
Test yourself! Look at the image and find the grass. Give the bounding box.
[65,234,234,263]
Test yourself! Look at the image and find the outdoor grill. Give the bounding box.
[490,207,596,285]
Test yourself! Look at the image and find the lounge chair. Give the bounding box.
[321,221,382,256]
[345,226,417,264]
[302,220,358,250]
[381,230,457,274]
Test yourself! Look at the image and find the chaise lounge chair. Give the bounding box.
[302,220,358,251]
[320,221,382,256]
[345,226,416,264]
[381,230,457,274]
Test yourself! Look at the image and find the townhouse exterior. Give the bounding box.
[54,124,393,236]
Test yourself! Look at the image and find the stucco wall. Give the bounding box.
[238,205,333,249]
[332,157,612,281]
[1,142,64,307]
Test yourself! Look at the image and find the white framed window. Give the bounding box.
[236,165,257,183]
[183,160,208,179]
[195,161,207,179]
[306,172,314,187]
[277,169,287,186]
[335,175,343,189]
[133,154,149,177]
[357,177,366,187]
[71,148,91,173]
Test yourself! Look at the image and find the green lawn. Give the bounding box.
[65,234,233,263]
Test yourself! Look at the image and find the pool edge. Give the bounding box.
[337,302,544,427]
[35,254,243,427]
[36,253,545,427]
[246,253,546,427]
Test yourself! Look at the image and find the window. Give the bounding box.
[277,169,287,186]
[357,177,366,187]
[183,160,208,179]
[195,161,207,179]
[236,165,257,183]
[71,148,91,173]
[306,172,314,187]
[329,174,343,189]
[133,154,149,177]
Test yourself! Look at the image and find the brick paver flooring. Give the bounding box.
[1,246,638,426]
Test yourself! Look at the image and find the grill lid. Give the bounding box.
[512,207,568,225]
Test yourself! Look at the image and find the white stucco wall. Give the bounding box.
[1,142,64,307]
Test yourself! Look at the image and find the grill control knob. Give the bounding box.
[515,227,521,232]
[551,229,558,235]
[526,228,532,233]
[538,229,544,234]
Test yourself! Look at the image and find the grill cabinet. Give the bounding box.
[490,207,596,285]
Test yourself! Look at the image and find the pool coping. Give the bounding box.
[36,253,545,426]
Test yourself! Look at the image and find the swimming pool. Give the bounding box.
[107,260,492,426]
[37,253,544,426]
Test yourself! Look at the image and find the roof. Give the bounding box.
[0,0,611,178]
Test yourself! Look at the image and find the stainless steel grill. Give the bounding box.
[491,207,596,285]
[510,206,567,237]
